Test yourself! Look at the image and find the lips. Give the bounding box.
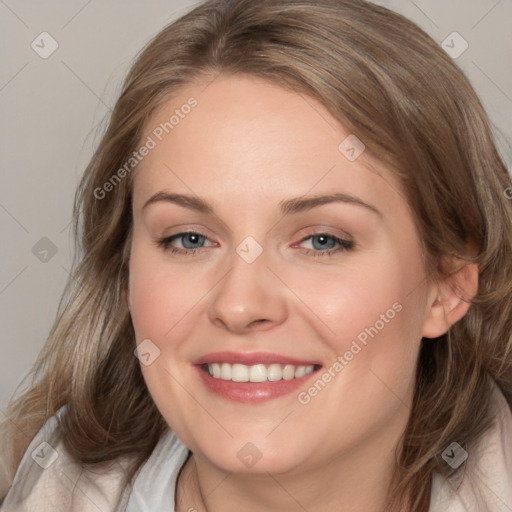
[193,351,322,403]
[193,351,321,367]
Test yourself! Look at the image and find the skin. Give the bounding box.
[127,74,478,512]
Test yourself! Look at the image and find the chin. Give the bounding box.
[192,436,310,476]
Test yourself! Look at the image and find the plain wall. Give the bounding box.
[1,0,511,412]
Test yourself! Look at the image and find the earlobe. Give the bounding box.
[421,258,479,339]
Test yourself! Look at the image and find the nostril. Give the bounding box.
[249,319,269,327]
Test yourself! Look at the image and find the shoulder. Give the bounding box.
[0,405,136,512]
[430,380,512,511]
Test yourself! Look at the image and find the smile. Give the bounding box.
[193,352,322,403]
[204,363,317,382]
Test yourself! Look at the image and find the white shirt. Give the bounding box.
[1,382,511,511]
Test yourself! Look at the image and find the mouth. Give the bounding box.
[193,352,322,403]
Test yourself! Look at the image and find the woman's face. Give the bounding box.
[128,74,437,476]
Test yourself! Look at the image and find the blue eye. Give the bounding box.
[298,233,354,257]
[155,231,354,257]
[156,232,211,255]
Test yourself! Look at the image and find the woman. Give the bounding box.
[1,0,511,510]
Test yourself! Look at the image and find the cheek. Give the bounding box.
[282,249,424,352]
[127,243,209,432]
[128,243,213,342]
[292,264,425,445]
[288,241,426,408]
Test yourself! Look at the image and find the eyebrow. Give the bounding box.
[142,191,382,217]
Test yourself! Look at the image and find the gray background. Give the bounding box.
[1,0,511,412]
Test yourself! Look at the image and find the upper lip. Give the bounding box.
[193,351,322,367]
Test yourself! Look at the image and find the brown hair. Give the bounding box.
[2,0,511,510]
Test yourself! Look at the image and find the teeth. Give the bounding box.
[267,363,282,381]
[295,366,306,378]
[282,364,295,380]
[206,363,316,382]
[249,364,267,382]
[211,363,221,378]
[220,363,231,380]
[231,363,249,382]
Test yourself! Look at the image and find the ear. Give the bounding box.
[421,255,479,339]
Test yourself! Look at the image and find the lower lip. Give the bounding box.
[195,366,320,403]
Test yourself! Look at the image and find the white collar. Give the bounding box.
[124,429,189,512]
[429,382,512,511]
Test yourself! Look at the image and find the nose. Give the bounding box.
[207,245,288,334]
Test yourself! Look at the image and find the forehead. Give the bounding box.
[131,74,406,216]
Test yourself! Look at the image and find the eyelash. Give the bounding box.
[155,231,354,258]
